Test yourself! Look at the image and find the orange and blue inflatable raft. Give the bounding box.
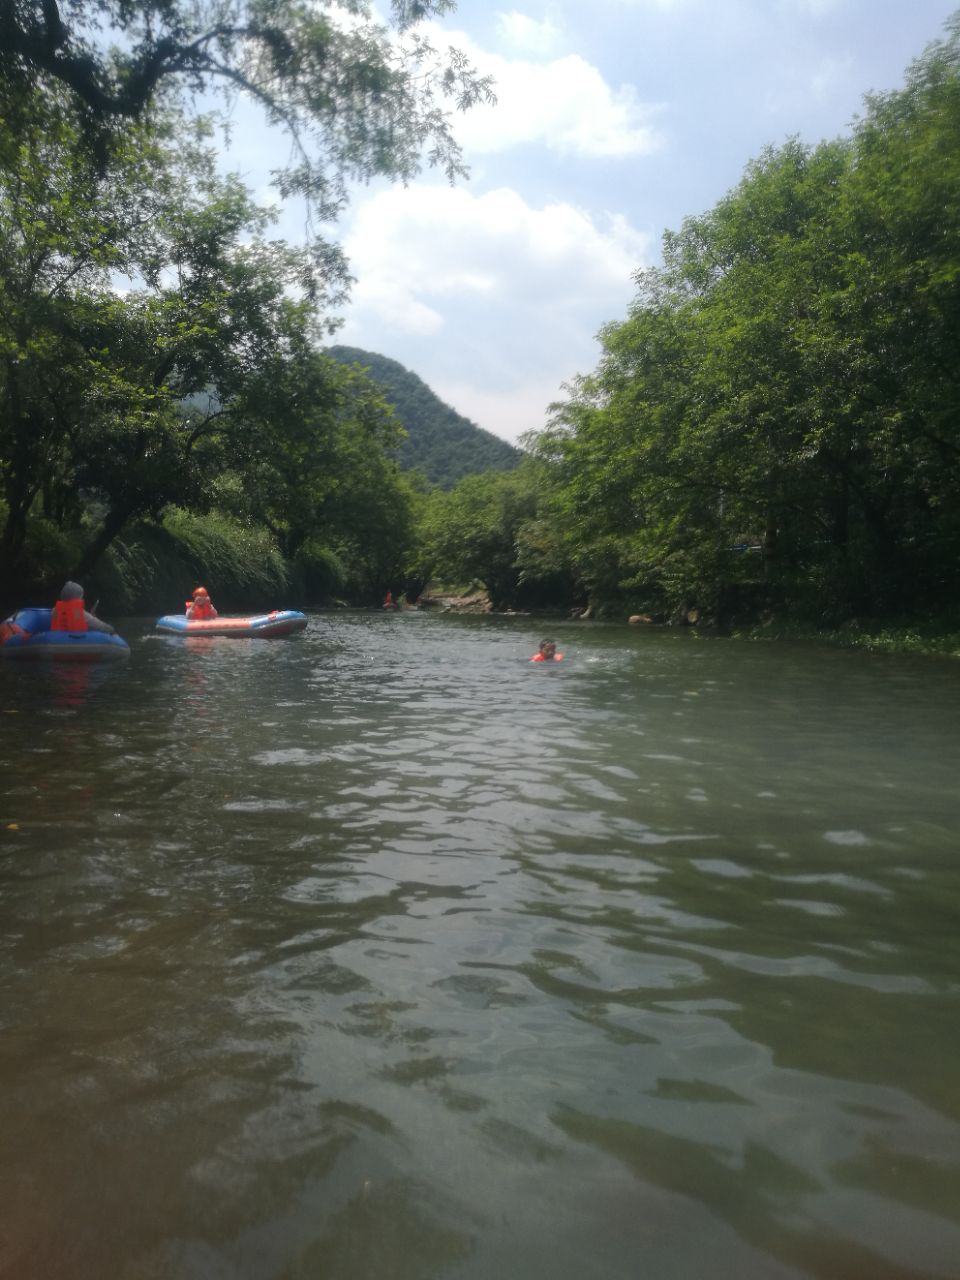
[155,609,307,639]
[0,608,130,661]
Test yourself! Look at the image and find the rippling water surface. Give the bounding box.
[1,612,958,1279]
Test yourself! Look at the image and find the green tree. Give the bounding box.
[0,86,172,580]
[0,87,371,591]
[418,462,567,609]
[534,19,960,625]
[830,15,960,610]
[0,1,495,216]
[217,351,418,599]
[1,2,496,604]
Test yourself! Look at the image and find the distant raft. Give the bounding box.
[0,608,130,661]
[155,609,308,639]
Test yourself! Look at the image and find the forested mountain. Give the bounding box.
[326,347,521,488]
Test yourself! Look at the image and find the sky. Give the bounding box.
[225,0,959,445]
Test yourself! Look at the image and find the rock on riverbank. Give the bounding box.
[417,591,491,613]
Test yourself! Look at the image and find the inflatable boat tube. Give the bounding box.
[0,608,130,661]
[155,610,308,639]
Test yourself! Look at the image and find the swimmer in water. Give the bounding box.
[531,638,562,662]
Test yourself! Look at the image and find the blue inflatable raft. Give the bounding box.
[0,608,130,661]
[155,609,307,639]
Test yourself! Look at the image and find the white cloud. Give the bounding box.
[425,22,663,158]
[495,10,565,56]
[336,184,652,443]
[343,185,648,323]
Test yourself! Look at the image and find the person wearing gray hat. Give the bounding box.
[52,581,116,634]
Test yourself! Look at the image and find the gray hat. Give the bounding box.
[59,580,84,601]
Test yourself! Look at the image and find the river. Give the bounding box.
[1,611,958,1280]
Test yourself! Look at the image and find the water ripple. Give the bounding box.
[1,613,959,1279]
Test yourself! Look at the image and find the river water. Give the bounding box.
[1,611,958,1280]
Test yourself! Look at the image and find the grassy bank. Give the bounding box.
[730,618,960,659]
[0,509,299,617]
[85,511,296,615]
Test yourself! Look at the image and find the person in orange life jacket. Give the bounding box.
[51,580,116,633]
[186,586,218,620]
[531,638,562,662]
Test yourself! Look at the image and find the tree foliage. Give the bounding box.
[0,1,495,606]
[0,1,495,215]
[0,79,417,602]
[526,14,960,624]
[417,460,574,609]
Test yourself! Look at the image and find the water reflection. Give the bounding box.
[1,615,958,1279]
[49,661,105,709]
[1,655,124,713]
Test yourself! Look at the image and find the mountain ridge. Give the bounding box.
[326,345,521,489]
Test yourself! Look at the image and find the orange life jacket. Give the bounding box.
[0,620,29,644]
[188,600,215,620]
[51,598,88,632]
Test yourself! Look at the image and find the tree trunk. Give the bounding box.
[0,477,38,569]
[831,472,850,548]
[71,503,137,580]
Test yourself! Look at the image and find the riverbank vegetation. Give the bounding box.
[512,16,960,633]
[422,17,960,642]
[2,6,959,651]
[0,0,489,614]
